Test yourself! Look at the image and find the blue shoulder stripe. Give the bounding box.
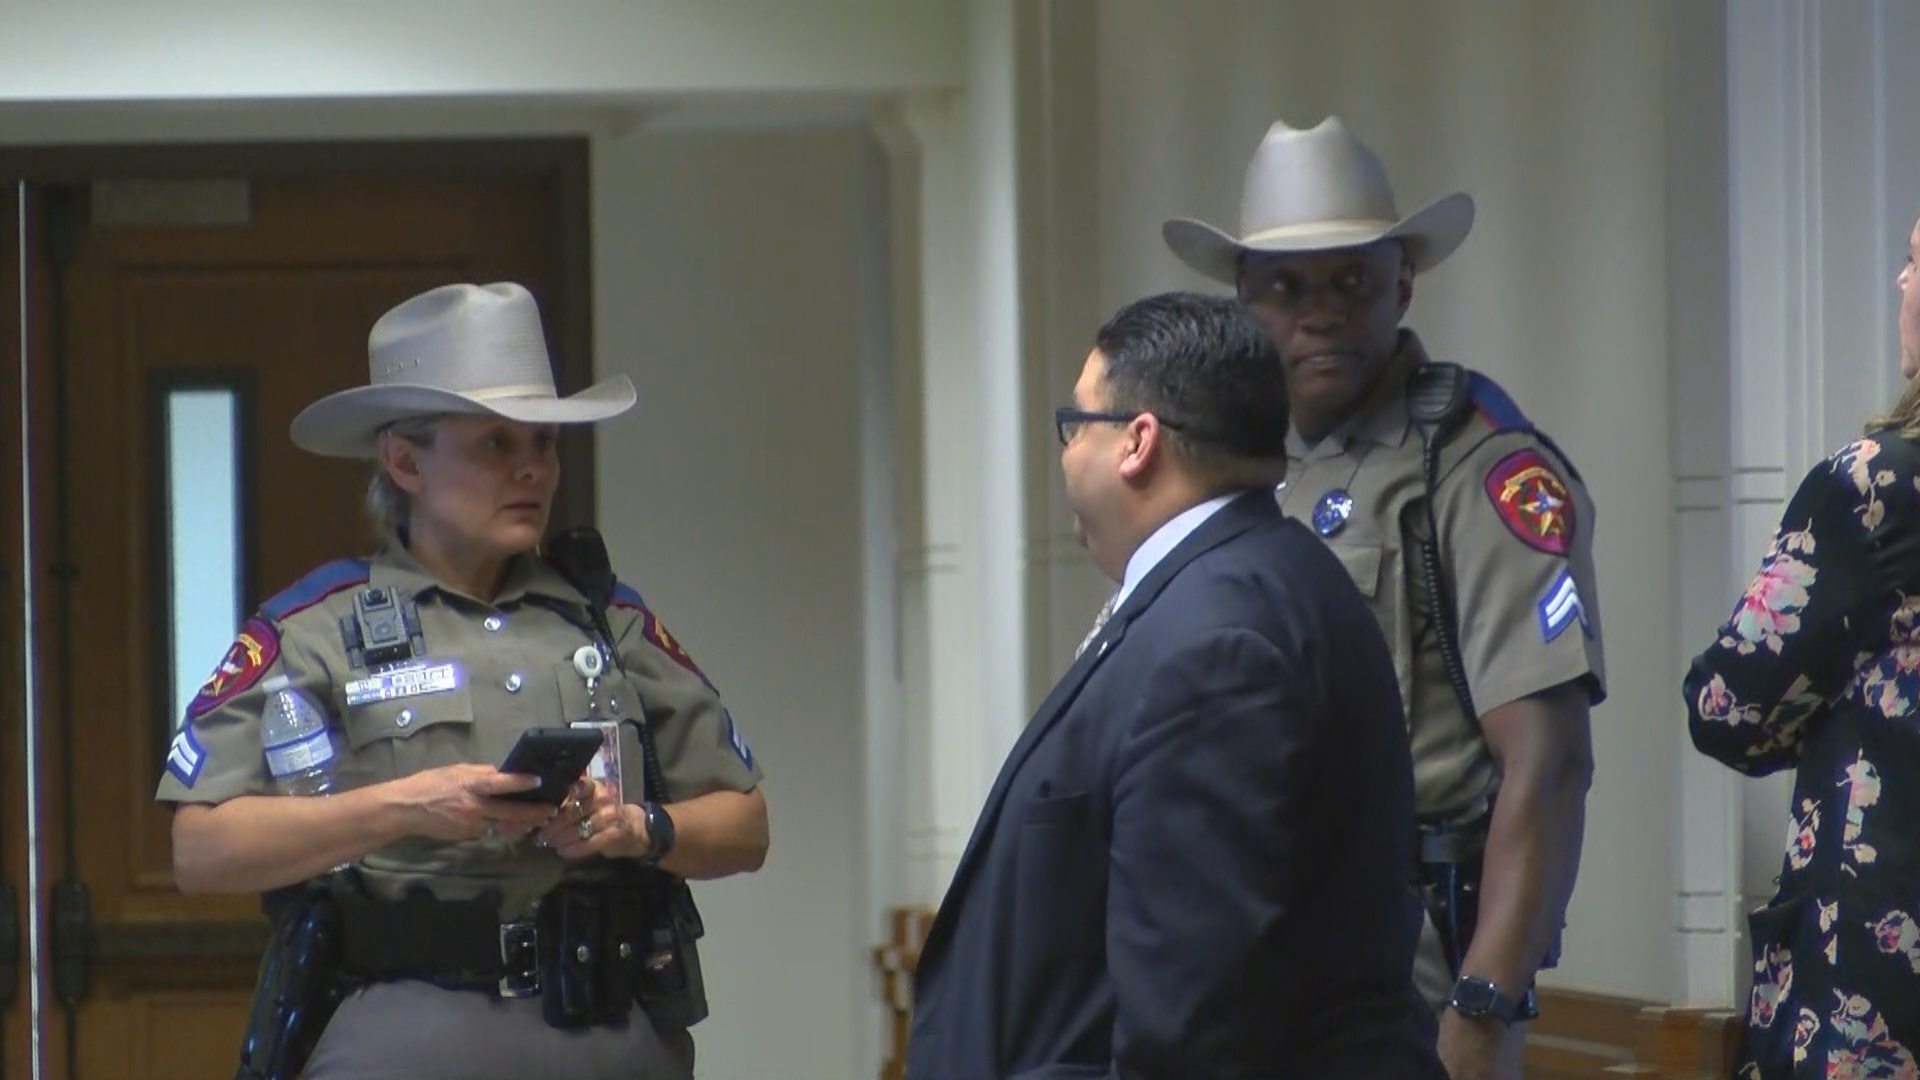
[611,581,648,611]
[260,558,371,621]
[1466,372,1530,433]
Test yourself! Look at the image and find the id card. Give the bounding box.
[570,719,622,806]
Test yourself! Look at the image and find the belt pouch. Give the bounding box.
[541,885,607,1029]
[601,886,642,1017]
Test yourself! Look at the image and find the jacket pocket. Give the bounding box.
[1005,790,1105,1044]
[1021,791,1089,826]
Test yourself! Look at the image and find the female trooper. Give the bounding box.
[155,281,769,1080]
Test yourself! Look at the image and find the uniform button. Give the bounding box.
[396,709,414,727]
[610,698,622,714]
[484,615,504,632]
[505,673,524,693]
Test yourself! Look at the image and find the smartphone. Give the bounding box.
[495,727,606,805]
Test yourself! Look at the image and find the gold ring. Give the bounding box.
[578,817,595,840]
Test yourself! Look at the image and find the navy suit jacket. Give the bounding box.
[905,492,1444,1080]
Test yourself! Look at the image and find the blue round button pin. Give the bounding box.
[1312,489,1354,537]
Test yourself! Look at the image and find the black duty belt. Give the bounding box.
[337,892,542,997]
[1415,799,1493,867]
[336,880,653,1016]
[1417,825,1486,866]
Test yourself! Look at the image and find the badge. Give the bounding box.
[1485,449,1574,555]
[1312,489,1354,537]
[1536,568,1588,642]
[343,659,461,708]
[185,617,280,720]
[724,710,755,769]
[165,726,206,787]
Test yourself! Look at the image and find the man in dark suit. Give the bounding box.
[905,292,1443,1080]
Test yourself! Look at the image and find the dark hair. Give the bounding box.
[1868,373,1920,438]
[1092,291,1289,484]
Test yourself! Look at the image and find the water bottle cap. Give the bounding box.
[261,674,291,694]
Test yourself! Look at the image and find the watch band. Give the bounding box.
[1449,975,1525,1025]
[639,801,676,864]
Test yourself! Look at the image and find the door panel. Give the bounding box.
[2,151,592,1080]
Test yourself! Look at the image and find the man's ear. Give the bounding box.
[1397,251,1416,317]
[1116,413,1162,483]
[378,432,427,496]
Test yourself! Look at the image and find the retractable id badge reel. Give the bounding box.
[569,644,623,805]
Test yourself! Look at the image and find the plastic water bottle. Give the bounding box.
[260,675,340,797]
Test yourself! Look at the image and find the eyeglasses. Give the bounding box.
[1054,407,1195,446]
[1053,407,1134,445]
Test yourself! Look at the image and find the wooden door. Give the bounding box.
[0,146,595,1080]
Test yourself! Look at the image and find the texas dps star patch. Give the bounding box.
[1484,449,1574,556]
[185,616,280,720]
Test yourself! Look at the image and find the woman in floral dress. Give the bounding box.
[1685,214,1920,1080]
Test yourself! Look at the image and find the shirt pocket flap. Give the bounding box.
[339,666,476,749]
[1329,541,1384,600]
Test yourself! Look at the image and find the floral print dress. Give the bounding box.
[1686,433,1920,1080]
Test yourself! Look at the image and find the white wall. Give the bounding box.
[1667,0,1742,1007]
[593,127,878,1080]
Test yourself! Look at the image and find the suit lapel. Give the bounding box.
[917,491,1279,970]
[915,626,1127,970]
[984,492,1275,796]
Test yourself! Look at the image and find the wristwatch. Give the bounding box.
[639,801,676,864]
[1448,975,1535,1024]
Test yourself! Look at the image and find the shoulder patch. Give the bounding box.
[260,558,371,621]
[609,581,717,691]
[184,615,280,721]
[640,608,717,692]
[1466,372,1531,433]
[723,709,755,769]
[165,725,207,787]
[1485,448,1575,555]
[1536,568,1590,642]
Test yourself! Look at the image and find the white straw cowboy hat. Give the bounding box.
[1163,116,1475,285]
[290,282,636,458]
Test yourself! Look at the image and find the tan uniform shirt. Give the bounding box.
[1277,333,1606,817]
[155,538,763,915]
